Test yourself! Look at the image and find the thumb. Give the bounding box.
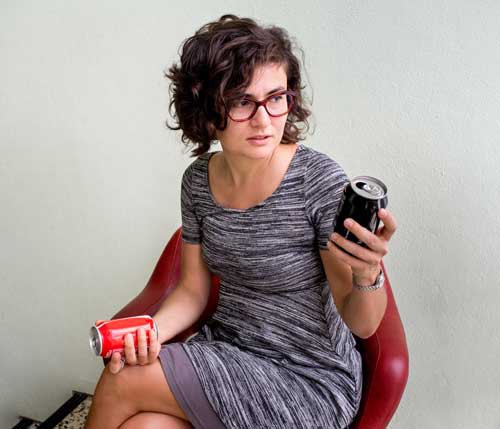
[108,352,124,374]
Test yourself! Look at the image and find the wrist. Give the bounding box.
[352,268,380,286]
[352,268,384,292]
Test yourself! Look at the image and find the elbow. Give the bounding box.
[344,316,380,339]
[353,305,386,339]
[355,324,379,339]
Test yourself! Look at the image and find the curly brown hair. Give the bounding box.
[165,14,311,156]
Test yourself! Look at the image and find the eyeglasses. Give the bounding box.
[225,90,296,122]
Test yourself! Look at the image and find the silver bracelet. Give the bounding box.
[352,269,385,292]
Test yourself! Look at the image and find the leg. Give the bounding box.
[119,412,193,429]
[85,359,190,429]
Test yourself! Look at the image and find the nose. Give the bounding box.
[250,105,271,127]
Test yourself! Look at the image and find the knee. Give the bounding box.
[93,366,133,405]
[119,412,193,429]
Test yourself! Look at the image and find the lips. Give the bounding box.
[247,135,271,140]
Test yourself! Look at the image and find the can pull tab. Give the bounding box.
[94,320,105,326]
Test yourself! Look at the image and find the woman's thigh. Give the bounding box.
[95,358,189,421]
[119,411,193,429]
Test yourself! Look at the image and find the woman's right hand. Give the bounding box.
[108,328,161,374]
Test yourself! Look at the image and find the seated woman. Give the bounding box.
[85,14,396,429]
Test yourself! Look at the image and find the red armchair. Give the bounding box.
[111,228,409,428]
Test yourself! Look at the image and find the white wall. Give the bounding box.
[1,1,499,428]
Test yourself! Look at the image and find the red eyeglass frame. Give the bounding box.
[225,90,297,122]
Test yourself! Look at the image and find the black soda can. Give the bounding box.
[333,176,388,248]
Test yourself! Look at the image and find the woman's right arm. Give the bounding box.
[153,241,212,344]
[107,242,211,374]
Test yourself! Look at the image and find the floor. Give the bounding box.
[13,393,92,429]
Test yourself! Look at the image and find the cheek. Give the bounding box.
[219,123,246,144]
[276,117,288,133]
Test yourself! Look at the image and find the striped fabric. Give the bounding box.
[180,144,362,428]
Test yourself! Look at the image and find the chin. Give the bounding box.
[243,140,278,158]
[221,136,282,159]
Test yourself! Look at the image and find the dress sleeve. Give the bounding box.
[304,152,349,250]
[181,163,201,244]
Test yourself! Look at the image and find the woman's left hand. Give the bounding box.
[327,208,397,285]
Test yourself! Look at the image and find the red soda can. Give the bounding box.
[89,315,158,358]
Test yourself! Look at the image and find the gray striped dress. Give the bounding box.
[179,144,362,428]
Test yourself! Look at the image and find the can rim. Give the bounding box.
[351,176,387,200]
[89,325,102,356]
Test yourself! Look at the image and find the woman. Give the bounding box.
[85,14,396,429]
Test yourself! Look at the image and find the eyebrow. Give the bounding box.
[243,86,286,98]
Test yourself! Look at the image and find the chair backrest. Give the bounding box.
[112,227,409,428]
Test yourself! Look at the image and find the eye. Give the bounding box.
[269,94,285,103]
[231,98,252,108]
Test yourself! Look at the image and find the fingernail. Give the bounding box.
[380,208,386,216]
[344,219,353,228]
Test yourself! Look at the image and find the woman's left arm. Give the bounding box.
[320,208,397,339]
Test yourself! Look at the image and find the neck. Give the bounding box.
[220,149,278,187]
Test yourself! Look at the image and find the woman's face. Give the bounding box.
[215,63,289,160]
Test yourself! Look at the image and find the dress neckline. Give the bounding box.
[205,144,302,212]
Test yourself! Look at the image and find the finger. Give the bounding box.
[341,219,388,255]
[108,352,123,374]
[148,329,159,361]
[329,233,381,265]
[136,328,148,365]
[124,333,138,365]
[327,239,375,271]
[377,209,397,241]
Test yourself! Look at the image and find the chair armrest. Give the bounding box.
[351,263,409,429]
